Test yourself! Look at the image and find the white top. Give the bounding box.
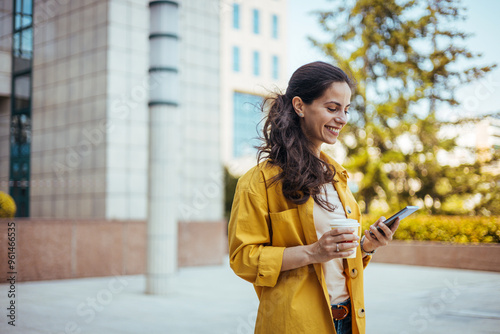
[313,182,350,305]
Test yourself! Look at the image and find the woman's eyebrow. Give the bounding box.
[324,101,351,107]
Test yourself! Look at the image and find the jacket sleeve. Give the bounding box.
[228,181,285,288]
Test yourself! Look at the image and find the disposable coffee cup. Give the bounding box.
[329,218,360,259]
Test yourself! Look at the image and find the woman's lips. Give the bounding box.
[325,125,340,135]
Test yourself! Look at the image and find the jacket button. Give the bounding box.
[346,206,352,214]
[357,308,365,318]
[350,268,358,279]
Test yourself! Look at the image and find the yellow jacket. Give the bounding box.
[228,151,371,334]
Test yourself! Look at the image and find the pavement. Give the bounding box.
[1,258,500,334]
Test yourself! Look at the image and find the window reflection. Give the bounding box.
[14,0,33,30]
[10,114,32,146]
[22,14,32,28]
[22,0,32,14]
[14,75,31,110]
[15,14,21,29]
[21,28,33,56]
[13,32,20,57]
[16,0,22,13]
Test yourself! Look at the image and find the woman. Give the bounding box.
[228,61,400,334]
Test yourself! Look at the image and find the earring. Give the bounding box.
[298,113,304,117]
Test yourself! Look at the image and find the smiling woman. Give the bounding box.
[228,61,402,334]
[257,61,355,211]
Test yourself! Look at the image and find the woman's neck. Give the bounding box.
[313,145,321,159]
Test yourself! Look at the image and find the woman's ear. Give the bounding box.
[292,96,304,117]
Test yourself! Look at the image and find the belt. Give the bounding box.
[331,303,349,320]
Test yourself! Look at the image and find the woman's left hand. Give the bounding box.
[362,217,401,253]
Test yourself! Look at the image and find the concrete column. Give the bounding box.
[146,0,180,295]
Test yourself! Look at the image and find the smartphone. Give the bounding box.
[370,206,419,237]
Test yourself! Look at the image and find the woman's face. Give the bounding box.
[294,81,351,152]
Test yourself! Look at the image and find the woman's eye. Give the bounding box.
[345,109,350,114]
[327,108,337,112]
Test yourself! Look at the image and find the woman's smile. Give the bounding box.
[325,125,341,136]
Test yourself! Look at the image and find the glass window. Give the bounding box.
[233,92,263,158]
[14,75,31,110]
[14,0,33,30]
[272,15,278,39]
[272,55,279,80]
[10,114,32,153]
[13,32,21,57]
[23,0,32,15]
[253,9,260,34]
[10,0,33,217]
[15,14,22,30]
[233,3,240,29]
[253,51,260,76]
[21,28,33,57]
[15,0,22,13]
[233,46,240,72]
[21,13,32,28]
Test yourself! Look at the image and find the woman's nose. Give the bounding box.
[335,111,348,125]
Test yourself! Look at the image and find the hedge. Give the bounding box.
[361,215,500,243]
[0,191,16,218]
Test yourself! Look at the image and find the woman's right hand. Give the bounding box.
[308,227,359,263]
[281,227,360,272]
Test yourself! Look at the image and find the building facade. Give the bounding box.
[1,0,223,221]
[220,0,288,175]
[0,0,225,282]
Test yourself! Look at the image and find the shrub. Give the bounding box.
[361,215,500,243]
[0,191,16,218]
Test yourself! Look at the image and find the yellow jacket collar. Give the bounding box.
[320,151,349,180]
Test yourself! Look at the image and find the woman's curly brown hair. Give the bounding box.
[257,61,355,211]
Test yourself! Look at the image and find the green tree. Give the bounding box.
[436,122,500,216]
[311,0,496,214]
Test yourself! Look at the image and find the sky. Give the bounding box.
[287,0,500,118]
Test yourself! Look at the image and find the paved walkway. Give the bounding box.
[1,259,499,334]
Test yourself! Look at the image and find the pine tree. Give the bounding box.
[311,0,496,214]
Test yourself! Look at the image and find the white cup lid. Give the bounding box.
[329,218,360,227]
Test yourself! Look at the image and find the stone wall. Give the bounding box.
[371,240,500,272]
[0,218,226,282]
